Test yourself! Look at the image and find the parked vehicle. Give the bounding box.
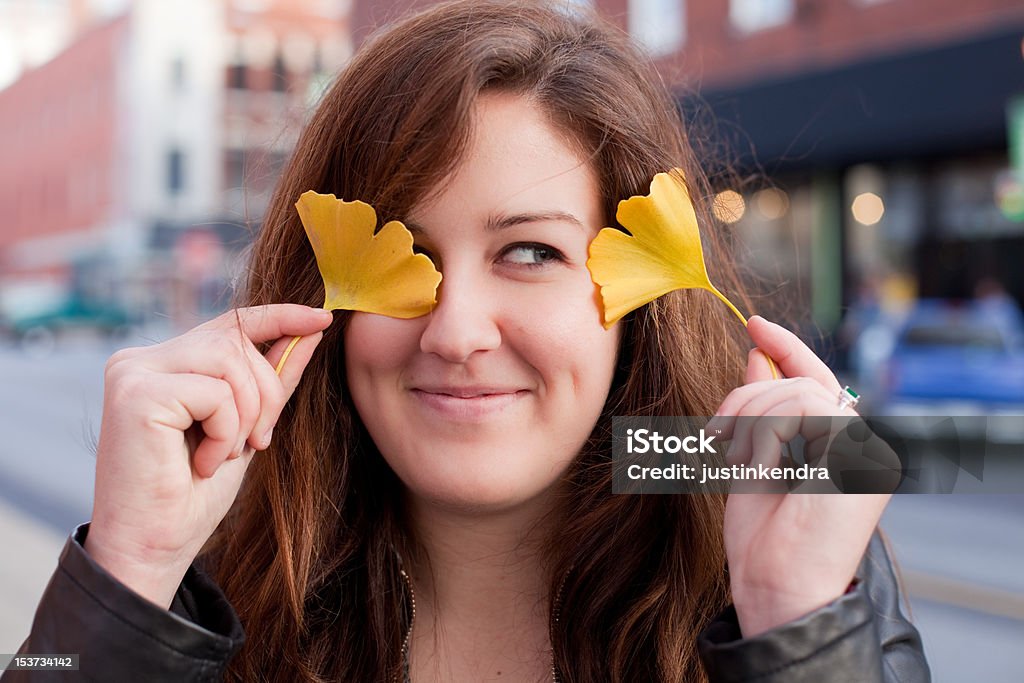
[0,294,136,350]
[877,298,1024,441]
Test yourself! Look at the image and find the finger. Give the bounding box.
[722,381,837,464]
[221,304,333,346]
[147,334,263,458]
[737,413,801,494]
[721,408,797,496]
[249,330,326,449]
[745,347,777,384]
[235,339,287,455]
[737,382,839,462]
[709,378,800,440]
[709,343,809,439]
[733,378,834,428]
[755,403,858,494]
[150,374,240,479]
[749,410,803,470]
[266,331,324,394]
[746,317,842,394]
[143,306,331,456]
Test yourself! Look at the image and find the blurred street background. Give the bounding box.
[1,1,1023,680]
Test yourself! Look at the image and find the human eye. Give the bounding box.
[499,242,567,268]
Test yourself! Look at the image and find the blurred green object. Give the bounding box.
[1002,97,1024,221]
[1008,95,1024,173]
[1,294,135,341]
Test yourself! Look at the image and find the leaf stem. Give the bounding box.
[709,286,780,380]
[275,335,303,376]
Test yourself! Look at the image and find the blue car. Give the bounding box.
[877,299,1024,439]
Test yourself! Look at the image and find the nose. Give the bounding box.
[419,266,502,363]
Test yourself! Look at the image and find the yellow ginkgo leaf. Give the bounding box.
[274,191,442,376]
[587,170,744,328]
[296,190,442,317]
[587,170,778,377]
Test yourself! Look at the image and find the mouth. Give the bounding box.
[410,388,529,420]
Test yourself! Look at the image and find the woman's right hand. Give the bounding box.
[83,304,334,609]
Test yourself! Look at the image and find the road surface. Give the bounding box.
[0,335,1021,681]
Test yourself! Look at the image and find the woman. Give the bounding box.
[8,1,928,681]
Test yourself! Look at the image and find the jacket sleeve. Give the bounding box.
[2,523,244,683]
[697,532,930,683]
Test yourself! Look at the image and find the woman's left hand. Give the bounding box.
[709,316,891,638]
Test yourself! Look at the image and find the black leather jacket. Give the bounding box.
[4,524,928,682]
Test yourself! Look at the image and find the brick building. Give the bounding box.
[0,0,349,329]
[0,0,82,92]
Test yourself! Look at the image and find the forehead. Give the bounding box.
[407,93,602,230]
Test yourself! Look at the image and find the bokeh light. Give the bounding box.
[712,189,746,223]
[754,187,790,220]
[851,192,885,225]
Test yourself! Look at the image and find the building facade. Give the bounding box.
[0,0,349,329]
[350,0,1024,347]
[609,0,1024,339]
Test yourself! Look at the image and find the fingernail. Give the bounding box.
[261,428,273,449]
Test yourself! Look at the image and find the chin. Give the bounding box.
[389,447,566,514]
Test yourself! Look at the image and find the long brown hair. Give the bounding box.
[211,1,755,680]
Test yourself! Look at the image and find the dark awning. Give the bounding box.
[682,25,1024,173]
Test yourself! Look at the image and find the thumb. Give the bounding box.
[266,331,325,397]
[745,347,777,384]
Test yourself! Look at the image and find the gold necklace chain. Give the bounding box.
[398,568,416,682]
[396,567,567,683]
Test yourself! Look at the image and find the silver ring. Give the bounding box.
[838,385,860,411]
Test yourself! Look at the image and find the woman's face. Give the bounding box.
[345,92,621,512]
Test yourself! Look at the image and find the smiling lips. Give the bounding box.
[410,386,528,420]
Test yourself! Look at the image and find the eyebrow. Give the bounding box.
[404,211,587,235]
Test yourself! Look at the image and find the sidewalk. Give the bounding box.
[0,496,66,653]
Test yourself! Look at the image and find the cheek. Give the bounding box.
[344,314,422,387]
[508,278,619,392]
[564,322,620,397]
